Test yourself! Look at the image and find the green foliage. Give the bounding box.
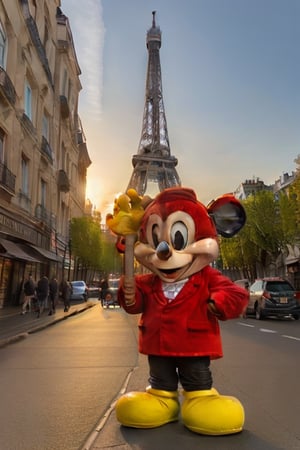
[70,216,102,269]
[244,190,283,254]
[220,187,300,277]
[99,231,123,275]
[70,217,123,275]
[278,190,297,242]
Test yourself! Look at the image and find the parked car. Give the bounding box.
[234,279,250,318]
[103,277,120,307]
[70,280,88,301]
[87,283,100,298]
[248,277,300,320]
[234,279,250,290]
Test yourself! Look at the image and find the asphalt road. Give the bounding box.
[0,305,299,450]
[0,304,138,450]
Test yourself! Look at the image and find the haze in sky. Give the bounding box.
[61,0,300,216]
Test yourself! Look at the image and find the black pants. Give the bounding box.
[148,355,212,392]
[63,297,70,311]
[49,293,56,312]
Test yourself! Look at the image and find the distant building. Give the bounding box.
[0,1,91,307]
[234,178,272,200]
[273,172,296,195]
[234,173,297,201]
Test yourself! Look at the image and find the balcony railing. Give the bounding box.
[57,169,70,192]
[25,16,53,85]
[18,191,31,212]
[20,113,37,138]
[41,136,53,164]
[35,204,56,229]
[0,161,16,194]
[0,67,16,105]
[60,95,70,119]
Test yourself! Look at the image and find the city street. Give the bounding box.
[98,316,300,450]
[0,305,299,450]
[0,303,139,450]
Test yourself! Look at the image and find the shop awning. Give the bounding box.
[27,244,63,262]
[0,238,39,262]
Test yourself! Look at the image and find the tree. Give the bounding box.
[99,230,123,276]
[220,187,300,279]
[70,216,102,279]
[219,223,258,280]
[278,190,298,244]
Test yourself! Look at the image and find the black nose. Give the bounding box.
[156,241,171,261]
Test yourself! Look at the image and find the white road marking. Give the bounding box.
[237,322,299,341]
[281,335,300,341]
[259,328,278,333]
[237,322,255,328]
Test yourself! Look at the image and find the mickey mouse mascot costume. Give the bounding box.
[107,187,248,436]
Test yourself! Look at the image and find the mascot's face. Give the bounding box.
[134,188,246,283]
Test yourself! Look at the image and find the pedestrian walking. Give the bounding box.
[48,275,58,315]
[59,279,72,312]
[36,275,49,318]
[99,277,108,307]
[21,273,35,315]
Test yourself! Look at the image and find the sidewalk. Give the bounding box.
[0,299,96,348]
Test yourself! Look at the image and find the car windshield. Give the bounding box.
[109,279,119,289]
[266,281,294,292]
[72,281,84,287]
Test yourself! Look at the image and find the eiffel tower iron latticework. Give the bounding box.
[127,11,181,196]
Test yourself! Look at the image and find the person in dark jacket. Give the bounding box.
[99,278,108,307]
[59,279,72,312]
[21,273,36,315]
[36,275,49,318]
[48,276,58,315]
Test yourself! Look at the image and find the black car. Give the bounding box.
[102,278,120,308]
[248,277,300,320]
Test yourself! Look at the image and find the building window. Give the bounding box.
[24,80,32,120]
[21,155,29,195]
[68,79,72,101]
[41,179,47,208]
[43,19,49,49]
[0,128,4,163]
[42,112,49,141]
[0,21,6,69]
[62,68,68,96]
[61,143,66,171]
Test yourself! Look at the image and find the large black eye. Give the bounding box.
[170,221,188,250]
[152,224,160,248]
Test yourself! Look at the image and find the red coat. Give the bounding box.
[118,266,248,359]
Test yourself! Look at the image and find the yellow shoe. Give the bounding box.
[115,387,180,428]
[181,388,245,435]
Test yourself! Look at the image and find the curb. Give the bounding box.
[0,332,29,349]
[0,302,96,349]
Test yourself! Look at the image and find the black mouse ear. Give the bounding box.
[207,194,246,238]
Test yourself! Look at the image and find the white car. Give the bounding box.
[70,280,88,301]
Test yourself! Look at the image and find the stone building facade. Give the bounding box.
[0,0,91,307]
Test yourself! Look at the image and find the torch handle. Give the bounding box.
[124,234,136,278]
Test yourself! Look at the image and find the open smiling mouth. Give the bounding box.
[159,267,183,275]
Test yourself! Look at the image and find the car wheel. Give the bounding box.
[255,305,264,320]
[292,314,299,320]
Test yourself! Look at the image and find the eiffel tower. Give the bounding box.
[127,11,181,196]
